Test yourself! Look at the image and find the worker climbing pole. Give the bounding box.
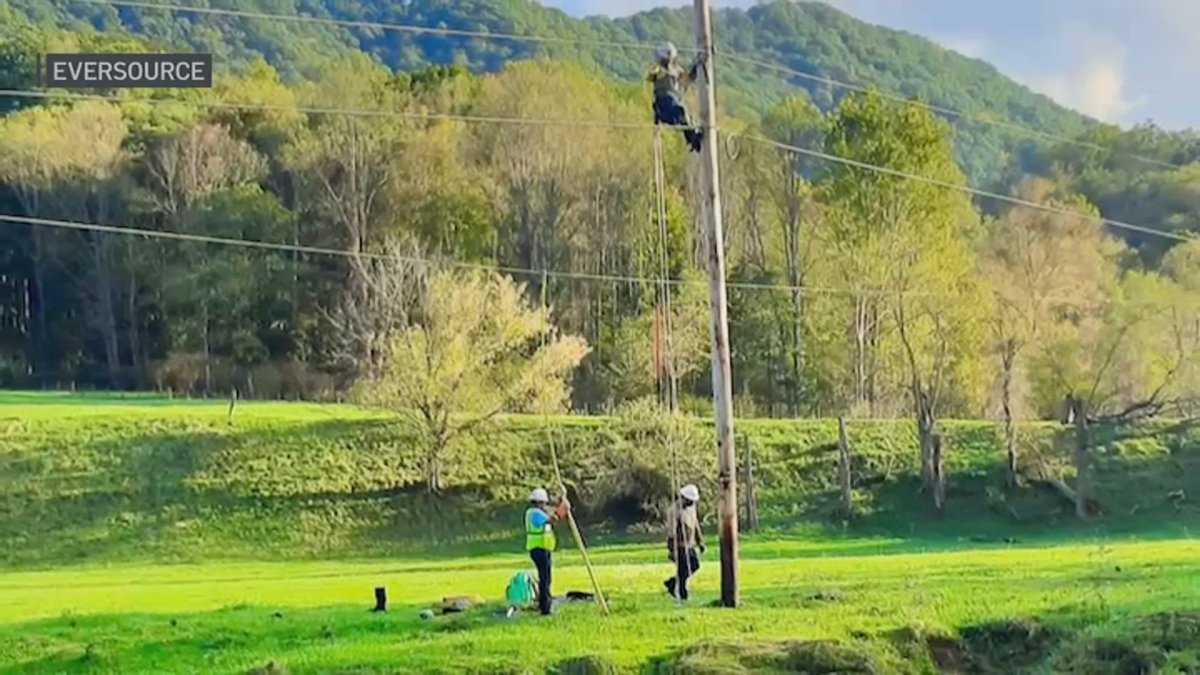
[645,0,740,608]
[647,42,706,153]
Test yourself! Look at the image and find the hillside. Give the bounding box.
[9,0,1089,186]
[3,393,1196,567]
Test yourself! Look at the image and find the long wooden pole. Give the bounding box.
[692,0,740,608]
[549,440,611,616]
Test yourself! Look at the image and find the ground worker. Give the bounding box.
[525,487,569,616]
[647,42,706,152]
[665,483,705,601]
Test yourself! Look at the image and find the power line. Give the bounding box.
[4,214,1197,310]
[6,86,1187,244]
[744,135,1197,244]
[0,213,907,298]
[80,0,695,54]
[83,0,1183,172]
[0,89,676,131]
[720,52,1184,172]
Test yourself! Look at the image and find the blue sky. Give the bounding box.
[539,0,1200,130]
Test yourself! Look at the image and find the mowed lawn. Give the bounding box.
[1,538,1198,673]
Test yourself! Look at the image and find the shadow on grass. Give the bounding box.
[3,415,1196,569]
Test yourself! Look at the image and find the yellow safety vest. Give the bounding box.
[525,507,556,552]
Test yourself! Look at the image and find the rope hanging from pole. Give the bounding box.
[538,269,611,616]
[653,127,686,604]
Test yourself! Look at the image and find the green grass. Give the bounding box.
[1,537,1197,673]
[3,391,1198,672]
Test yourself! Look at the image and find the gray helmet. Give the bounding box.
[654,42,678,63]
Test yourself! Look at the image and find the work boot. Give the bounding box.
[664,578,677,597]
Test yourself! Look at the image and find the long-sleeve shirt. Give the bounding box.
[666,502,703,550]
[646,59,700,101]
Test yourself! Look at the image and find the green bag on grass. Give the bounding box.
[505,571,536,605]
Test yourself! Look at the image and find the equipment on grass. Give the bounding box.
[506,571,536,606]
[372,586,387,612]
[441,595,483,614]
[419,609,434,620]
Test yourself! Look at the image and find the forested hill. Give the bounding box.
[9,0,1088,185]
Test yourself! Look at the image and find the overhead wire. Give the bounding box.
[719,52,1184,172]
[0,213,917,298]
[0,89,676,131]
[4,208,1197,312]
[80,0,1183,171]
[1,86,1192,246]
[78,0,698,54]
[744,135,1198,244]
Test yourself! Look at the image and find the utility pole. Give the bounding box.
[692,0,739,608]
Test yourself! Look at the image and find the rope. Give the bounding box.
[652,127,685,605]
[538,269,610,616]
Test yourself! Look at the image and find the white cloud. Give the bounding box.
[1027,58,1144,122]
[1019,24,1145,123]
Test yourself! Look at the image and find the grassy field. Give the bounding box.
[1,538,1198,673]
[2,392,1198,673]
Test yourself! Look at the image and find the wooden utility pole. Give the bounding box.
[692,0,740,608]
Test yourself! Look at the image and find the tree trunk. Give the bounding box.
[917,390,935,489]
[30,229,50,380]
[202,301,212,395]
[743,437,758,531]
[932,434,945,513]
[126,240,143,384]
[837,416,853,519]
[426,437,446,493]
[853,296,869,411]
[1001,339,1018,487]
[789,284,805,415]
[1070,395,1090,520]
[90,234,122,388]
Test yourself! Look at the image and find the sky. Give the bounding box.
[539,0,1200,130]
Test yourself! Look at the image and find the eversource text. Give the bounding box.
[44,53,213,88]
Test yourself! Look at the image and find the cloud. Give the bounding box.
[1028,60,1143,122]
[1019,24,1145,123]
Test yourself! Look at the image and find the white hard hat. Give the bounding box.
[680,484,700,501]
[530,487,549,503]
[655,42,678,62]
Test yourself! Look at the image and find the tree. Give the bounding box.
[282,56,412,368]
[981,177,1118,485]
[824,92,987,492]
[362,270,590,491]
[756,95,826,412]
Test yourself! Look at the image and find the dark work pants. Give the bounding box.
[530,548,552,615]
[653,95,703,152]
[666,547,701,600]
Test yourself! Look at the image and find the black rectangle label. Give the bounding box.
[43,53,213,88]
